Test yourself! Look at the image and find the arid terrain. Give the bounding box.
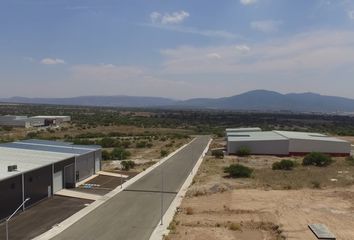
[166,139,354,240]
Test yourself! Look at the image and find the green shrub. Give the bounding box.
[236,146,251,156]
[346,156,354,166]
[102,150,111,161]
[100,137,116,148]
[224,164,253,178]
[160,150,169,157]
[111,148,131,160]
[212,149,224,159]
[136,141,147,148]
[121,160,135,171]
[26,132,38,139]
[302,152,333,167]
[272,160,295,170]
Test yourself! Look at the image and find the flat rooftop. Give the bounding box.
[226,127,262,132]
[228,131,288,141]
[0,139,100,181]
[227,130,349,144]
[274,131,349,143]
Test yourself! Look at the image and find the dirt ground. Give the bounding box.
[167,140,354,240]
[169,187,354,240]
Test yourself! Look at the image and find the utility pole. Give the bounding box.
[160,164,164,225]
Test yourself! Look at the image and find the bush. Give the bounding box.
[100,137,116,148]
[224,164,253,178]
[111,148,131,160]
[212,149,224,159]
[236,146,251,156]
[346,156,354,166]
[272,160,295,170]
[136,141,147,148]
[26,132,38,138]
[121,160,135,171]
[302,152,333,167]
[160,150,169,157]
[102,150,111,161]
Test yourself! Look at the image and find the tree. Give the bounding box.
[100,137,116,148]
[121,160,135,171]
[102,150,111,161]
[111,148,131,160]
[224,164,253,178]
[302,152,333,167]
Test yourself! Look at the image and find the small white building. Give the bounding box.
[227,128,351,156]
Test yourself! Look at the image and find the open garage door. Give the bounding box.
[53,171,63,193]
[75,152,95,181]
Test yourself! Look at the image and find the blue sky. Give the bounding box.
[1,0,354,99]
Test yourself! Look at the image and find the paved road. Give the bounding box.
[52,136,210,240]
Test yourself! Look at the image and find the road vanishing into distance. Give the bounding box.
[52,136,211,240]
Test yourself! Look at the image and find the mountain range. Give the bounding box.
[1,90,354,113]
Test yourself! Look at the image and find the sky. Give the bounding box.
[1,0,354,99]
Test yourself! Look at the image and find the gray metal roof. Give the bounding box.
[0,139,101,181]
[228,131,288,142]
[0,147,75,181]
[0,139,100,155]
[274,131,349,143]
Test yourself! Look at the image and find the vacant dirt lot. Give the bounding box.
[169,187,354,240]
[167,144,354,240]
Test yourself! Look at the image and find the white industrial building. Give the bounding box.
[0,139,101,220]
[226,128,351,156]
[0,115,71,128]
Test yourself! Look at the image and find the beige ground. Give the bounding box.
[167,139,354,240]
[169,187,354,240]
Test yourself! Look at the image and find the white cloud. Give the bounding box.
[235,45,251,53]
[41,58,66,65]
[250,20,282,33]
[349,10,354,19]
[206,53,222,60]
[150,11,189,25]
[240,0,258,5]
[143,23,242,39]
[160,31,354,75]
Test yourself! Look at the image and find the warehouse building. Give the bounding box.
[227,128,351,156]
[0,115,71,128]
[226,127,262,137]
[0,139,101,220]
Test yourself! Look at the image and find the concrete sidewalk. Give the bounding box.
[55,189,101,201]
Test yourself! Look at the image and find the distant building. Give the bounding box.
[0,139,101,220]
[0,115,71,128]
[226,128,351,157]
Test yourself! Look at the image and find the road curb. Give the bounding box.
[33,138,196,240]
[149,138,212,240]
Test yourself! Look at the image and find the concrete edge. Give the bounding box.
[33,138,196,240]
[149,138,213,240]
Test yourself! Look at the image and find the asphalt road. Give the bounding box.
[52,136,211,240]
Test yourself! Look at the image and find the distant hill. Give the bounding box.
[1,90,354,113]
[0,96,177,108]
[178,90,354,112]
